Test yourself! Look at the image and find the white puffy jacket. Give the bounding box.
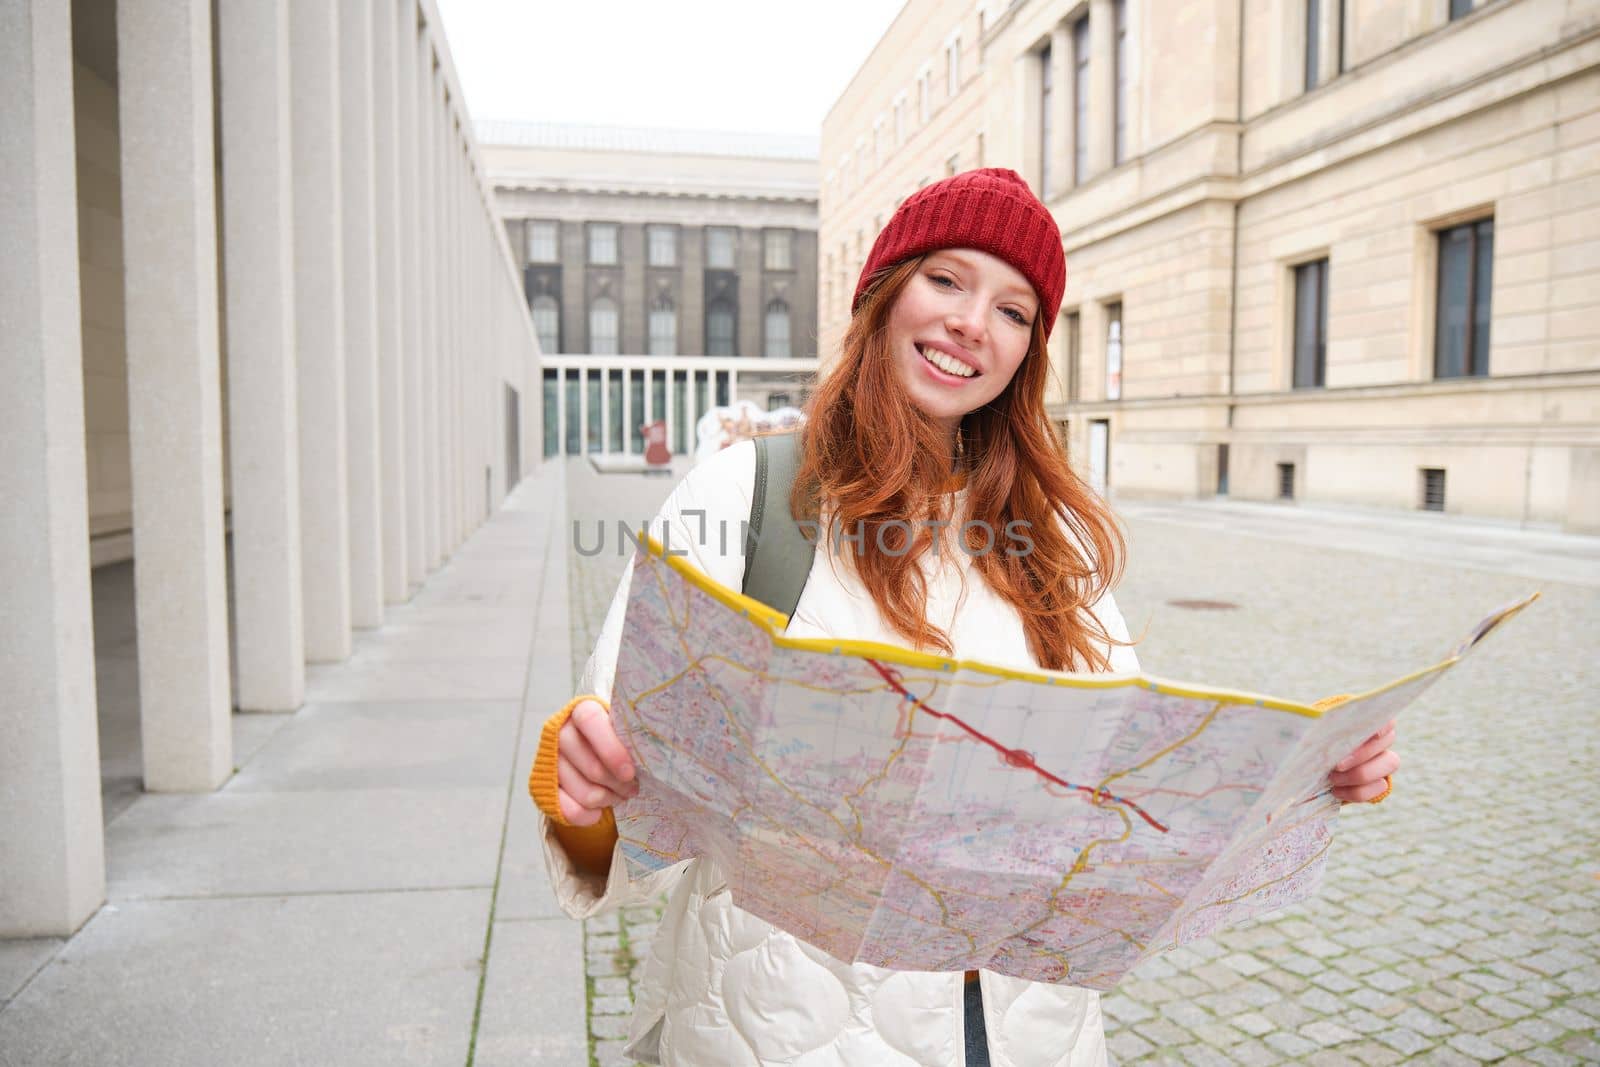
[540,439,1140,1066]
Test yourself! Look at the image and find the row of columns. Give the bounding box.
[1,0,537,937]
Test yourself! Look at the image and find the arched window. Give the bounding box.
[707,299,736,356]
[648,296,676,356]
[531,294,559,354]
[589,296,618,355]
[764,299,791,359]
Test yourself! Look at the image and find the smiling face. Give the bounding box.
[884,248,1040,440]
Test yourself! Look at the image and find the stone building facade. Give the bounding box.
[821,0,1600,529]
[2,0,538,937]
[482,125,818,361]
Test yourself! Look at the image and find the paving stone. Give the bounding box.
[1543,1005,1599,1032]
[1519,1049,1580,1067]
[1231,1012,1275,1038]
[1303,1019,1361,1046]
[1347,1041,1407,1066]
[1171,1043,1235,1067]
[1223,952,1271,976]
[1226,1038,1285,1067]
[1106,1030,1155,1062]
[1392,1006,1457,1039]
[1192,1021,1244,1048]
[1333,1008,1390,1035]
[474,920,588,1067]
[1158,999,1212,1029]
[1443,1004,1502,1034]
[1306,1051,1364,1067]
[1375,1027,1433,1056]
[592,1039,637,1067]
[1481,1024,1537,1053]
[593,995,633,1016]
[1446,1032,1509,1061]
[1364,969,1413,993]
[1264,1030,1320,1058]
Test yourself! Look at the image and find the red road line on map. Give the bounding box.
[865,659,1170,834]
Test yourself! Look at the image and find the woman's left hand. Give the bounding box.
[1330,720,1400,803]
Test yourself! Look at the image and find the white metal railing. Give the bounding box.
[541,355,818,458]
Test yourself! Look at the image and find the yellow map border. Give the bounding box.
[635,534,1540,721]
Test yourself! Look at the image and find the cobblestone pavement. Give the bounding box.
[559,456,1600,1066]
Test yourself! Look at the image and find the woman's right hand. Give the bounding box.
[556,698,639,826]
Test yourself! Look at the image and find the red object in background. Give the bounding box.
[642,420,671,466]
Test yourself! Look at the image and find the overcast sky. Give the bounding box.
[433,0,907,136]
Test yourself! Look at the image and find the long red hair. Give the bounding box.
[791,257,1127,672]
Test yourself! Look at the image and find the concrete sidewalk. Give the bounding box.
[0,460,584,1067]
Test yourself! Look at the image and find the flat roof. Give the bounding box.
[476,120,819,161]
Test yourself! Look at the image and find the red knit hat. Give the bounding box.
[852,167,1066,336]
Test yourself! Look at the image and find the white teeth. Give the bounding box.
[918,345,976,378]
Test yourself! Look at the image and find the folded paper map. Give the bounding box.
[609,534,1536,989]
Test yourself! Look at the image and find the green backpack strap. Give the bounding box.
[742,432,816,625]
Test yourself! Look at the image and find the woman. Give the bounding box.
[529,169,1399,1066]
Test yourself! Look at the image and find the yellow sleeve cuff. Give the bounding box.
[529,694,604,826]
[529,694,620,876]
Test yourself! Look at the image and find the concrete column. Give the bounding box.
[412,24,438,575]
[1087,0,1115,178]
[441,86,454,544]
[219,0,305,711]
[372,0,408,603]
[1049,22,1072,198]
[418,38,440,573]
[450,125,461,540]
[0,0,107,937]
[396,2,425,589]
[118,0,233,789]
[291,0,351,663]
[340,0,384,627]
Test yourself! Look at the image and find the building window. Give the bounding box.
[919,70,932,124]
[589,296,618,355]
[1420,468,1446,511]
[1449,0,1472,18]
[707,299,736,356]
[873,119,885,166]
[531,294,559,354]
[764,229,793,271]
[1073,17,1090,183]
[1039,44,1053,195]
[894,98,905,144]
[1064,310,1081,401]
[587,223,618,266]
[648,296,676,356]
[1105,302,1123,400]
[1434,218,1493,379]
[707,227,737,270]
[528,220,558,264]
[769,392,792,410]
[764,299,791,358]
[647,225,677,267]
[1292,259,1329,389]
[1277,462,1296,500]
[1336,0,1347,73]
[947,37,961,99]
[945,155,960,177]
[1113,0,1128,163]
[1305,0,1322,91]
